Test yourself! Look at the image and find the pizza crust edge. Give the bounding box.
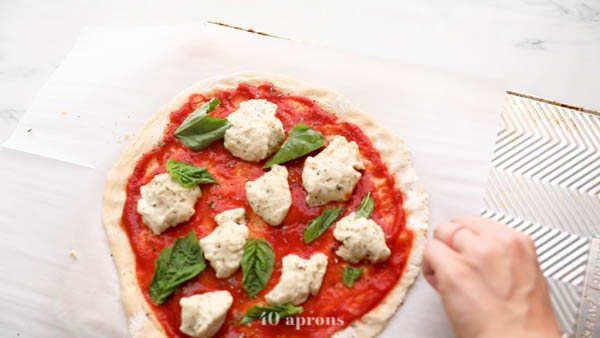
[101,71,429,338]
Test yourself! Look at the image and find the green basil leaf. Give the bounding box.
[166,159,217,187]
[241,238,275,297]
[239,303,303,325]
[303,207,344,244]
[174,98,232,150]
[263,122,326,168]
[355,192,374,219]
[149,232,206,304]
[342,266,364,288]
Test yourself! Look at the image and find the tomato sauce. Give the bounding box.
[121,83,413,337]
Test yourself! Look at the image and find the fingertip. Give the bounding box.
[450,214,476,225]
[423,239,441,261]
[433,221,460,241]
[423,239,459,268]
[450,213,470,222]
[451,214,501,234]
[422,242,439,290]
[422,268,438,290]
[423,239,463,289]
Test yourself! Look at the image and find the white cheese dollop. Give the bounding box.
[136,173,201,235]
[200,208,249,278]
[302,135,365,207]
[224,99,285,162]
[333,212,391,264]
[265,253,328,306]
[214,207,245,226]
[179,290,233,338]
[245,164,292,226]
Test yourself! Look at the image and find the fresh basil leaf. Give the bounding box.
[149,232,206,304]
[239,303,303,325]
[241,238,275,297]
[342,266,364,288]
[174,98,232,150]
[303,207,344,244]
[166,159,217,187]
[263,122,326,168]
[355,193,374,219]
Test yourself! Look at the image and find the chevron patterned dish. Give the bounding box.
[481,93,600,338]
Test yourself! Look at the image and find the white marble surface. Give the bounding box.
[1,0,599,143]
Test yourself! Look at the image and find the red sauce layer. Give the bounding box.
[121,83,413,337]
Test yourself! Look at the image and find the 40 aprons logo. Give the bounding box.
[260,312,345,330]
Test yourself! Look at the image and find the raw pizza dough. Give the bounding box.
[101,71,429,338]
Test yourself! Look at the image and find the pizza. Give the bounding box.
[102,72,429,338]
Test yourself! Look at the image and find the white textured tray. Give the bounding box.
[481,92,600,338]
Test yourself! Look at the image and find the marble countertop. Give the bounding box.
[1,0,599,143]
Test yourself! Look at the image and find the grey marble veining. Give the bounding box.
[516,38,547,50]
[0,109,24,143]
[547,0,600,21]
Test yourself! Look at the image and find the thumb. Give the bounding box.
[422,239,463,291]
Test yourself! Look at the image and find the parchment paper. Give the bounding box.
[0,23,505,337]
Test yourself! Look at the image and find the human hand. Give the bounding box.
[422,215,561,338]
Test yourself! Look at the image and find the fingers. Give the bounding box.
[451,215,536,254]
[451,214,506,236]
[434,222,478,252]
[422,239,463,291]
[422,252,437,289]
[452,228,478,253]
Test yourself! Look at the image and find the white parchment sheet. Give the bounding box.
[0,23,504,337]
